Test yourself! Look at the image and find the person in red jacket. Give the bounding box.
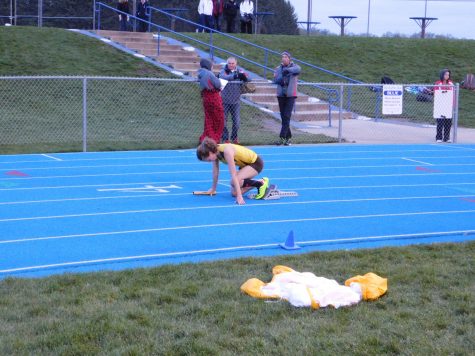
[212,0,224,31]
[434,68,454,143]
[197,59,225,144]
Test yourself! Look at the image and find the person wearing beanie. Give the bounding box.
[218,57,250,144]
[273,51,301,146]
[434,68,454,143]
[197,58,225,143]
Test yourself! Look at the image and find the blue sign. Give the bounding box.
[383,90,403,96]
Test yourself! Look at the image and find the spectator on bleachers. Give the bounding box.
[198,0,214,33]
[136,0,149,32]
[224,0,239,33]
[212,0,224,32]
[239,0,254,34]
[117,0,130,31]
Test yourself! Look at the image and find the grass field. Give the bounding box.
[1,242,473,354]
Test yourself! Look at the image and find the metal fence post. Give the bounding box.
[92,0,96,30]
[157,28,161,56]
[263,50,268,78]
[453,83,459,143]
[38,0,43,27]
[209,31,214,59]
[338,84,343,142]
[82,77,88,152]
[97,3,101,30]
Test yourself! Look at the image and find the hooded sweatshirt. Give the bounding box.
[197,59,222,91]
[435,68,454,90]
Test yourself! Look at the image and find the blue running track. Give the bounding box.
[1,144,475,278]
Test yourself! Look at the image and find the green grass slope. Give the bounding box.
[1,27,474,126]
[0,27,167,77]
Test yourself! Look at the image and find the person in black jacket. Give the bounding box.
[224,0,239,33]
[117,0,130,31]
[136,0,149,32]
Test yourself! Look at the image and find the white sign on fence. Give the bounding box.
[382,85,403,115]
[433,89,453,119]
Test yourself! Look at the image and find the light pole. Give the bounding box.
[38,0,43,27]
[307,0,312,35]
[367,0,371,36]
[254,0,258,34]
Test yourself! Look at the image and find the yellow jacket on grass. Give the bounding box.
[241,265,387,309]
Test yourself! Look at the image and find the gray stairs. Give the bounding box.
[94,30,351,122]
[243,80,353,121]
[95,30,222,76]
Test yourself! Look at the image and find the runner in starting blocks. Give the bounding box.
[247,184,298,200]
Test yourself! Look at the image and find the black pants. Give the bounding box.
[277,96,296,139]
[225,15,236,32]
[240,20,252,34]
[213,15,222,31]
[436,118,452,141]
[137,17,147,32]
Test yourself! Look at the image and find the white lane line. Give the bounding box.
[41,154,62,161]
[3,229,475,274]
[1,194,474,223]
[2,182,475,206]
[2,209,475,245]
[0,192,193,205]
[0,147,468,165]
[1,170,475,182]
[3,158,475,173]
[0,179,209,191]
[401,158,433,165]
[96,184,182,193]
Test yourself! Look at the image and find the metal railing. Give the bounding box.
[94,2,361,118]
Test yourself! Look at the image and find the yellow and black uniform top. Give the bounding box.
[217,144,258,168]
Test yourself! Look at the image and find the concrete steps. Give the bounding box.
[95,30,206,75]
[240,80,351,121]
[94,30,349,122]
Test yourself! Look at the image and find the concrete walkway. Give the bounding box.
[299,118,475,144]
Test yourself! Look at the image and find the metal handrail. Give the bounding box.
[95,2,354,122]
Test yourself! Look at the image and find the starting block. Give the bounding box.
[247,184,298,200]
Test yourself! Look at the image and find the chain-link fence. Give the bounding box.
[0,76,459,154]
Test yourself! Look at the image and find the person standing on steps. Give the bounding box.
[273,51,301,146]
[198,0,214,32]
[136,0,149,32]
[239,0,254,34]
[117,0,130,32]
[212,0,224,31]
[224,0,239,33]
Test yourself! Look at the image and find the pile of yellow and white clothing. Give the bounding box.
[240,265,387,309]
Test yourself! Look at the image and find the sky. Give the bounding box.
[290,0,475,39]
